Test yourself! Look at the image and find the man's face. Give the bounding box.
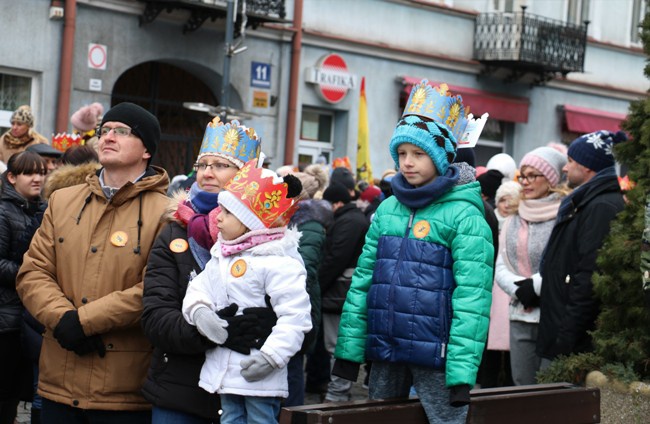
[43,156,59,175]
[97,122,150,168]
[563,156,592,188]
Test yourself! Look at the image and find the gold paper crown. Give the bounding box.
[51,132,83,152]
[403,79,488,148]
[224,160,299,228]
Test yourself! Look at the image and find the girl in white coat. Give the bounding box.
[183,161,312,424]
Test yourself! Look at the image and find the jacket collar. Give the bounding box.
[557,166,620,223]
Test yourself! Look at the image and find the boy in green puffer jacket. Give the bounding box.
[332,80,494,424]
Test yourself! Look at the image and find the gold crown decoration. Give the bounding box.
[403,79,488,148]
[224,160,300,228]
[51,132,83,152]
[198,116,261,167]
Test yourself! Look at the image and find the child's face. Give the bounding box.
[217,206,249,240]
[397,143,438,187]
[496,195,513,216]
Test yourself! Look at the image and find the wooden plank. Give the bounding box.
[280,383,600,424]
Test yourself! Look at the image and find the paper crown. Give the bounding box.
[51,132,83,152]
[223,160,300,229]
[402,79,488,148]
[198,116,261,168]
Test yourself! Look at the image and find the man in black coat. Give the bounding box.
[319,182,370,402]
[537,130,627,368]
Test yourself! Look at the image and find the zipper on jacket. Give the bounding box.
[388,210,416,339]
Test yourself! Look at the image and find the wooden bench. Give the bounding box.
[279,383,600,424]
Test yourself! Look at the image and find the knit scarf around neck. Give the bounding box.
[219,227,286,256]
[500,193,561,277]
[390,166,460,209]
[188,182,220,214]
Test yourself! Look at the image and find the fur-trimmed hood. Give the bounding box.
[43,162,101,199]
[290,199,333,229]
[162,189,189,225]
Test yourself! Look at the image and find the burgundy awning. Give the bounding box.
[400,76,530,123]
[563,104,627,133]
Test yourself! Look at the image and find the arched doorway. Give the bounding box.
[111,61,218,177]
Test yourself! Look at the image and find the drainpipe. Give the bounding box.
[283,0,303,166]
[55,0,77,133]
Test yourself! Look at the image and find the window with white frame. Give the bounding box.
[567,0,590,25]
[298,107,334,168]
[631,0,646,44]
[0,73,33,133]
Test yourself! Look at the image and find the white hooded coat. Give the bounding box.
[182,227,312,398]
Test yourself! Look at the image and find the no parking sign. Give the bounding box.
[88,43,107,70]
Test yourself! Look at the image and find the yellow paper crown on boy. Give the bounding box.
[218,159,302,230]
[403,79,488,148]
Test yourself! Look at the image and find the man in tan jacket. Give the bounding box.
[17,102,169,423]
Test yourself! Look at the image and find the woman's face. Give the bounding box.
[518,166,550,200]
[10,121,29,138]
[195,156,239,193]
[8,171,44,199]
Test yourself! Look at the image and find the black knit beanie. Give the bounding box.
[100,102,160,161]
[323,182,351,204]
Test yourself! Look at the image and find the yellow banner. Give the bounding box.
[356,77,373,184]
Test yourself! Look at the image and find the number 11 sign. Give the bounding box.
[251,62,271,89]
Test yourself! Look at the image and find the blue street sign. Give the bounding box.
[251,62,271,88]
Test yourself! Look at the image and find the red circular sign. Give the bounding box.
[317,54,352,104]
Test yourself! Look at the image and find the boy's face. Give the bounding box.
[216,205,249,241]
[397,143,438,187]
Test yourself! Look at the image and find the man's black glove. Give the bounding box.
[53,310,105,357]
[216,296,278,354]
[449,384,471,407]
[240,295,278,350]
[514,278,539,309]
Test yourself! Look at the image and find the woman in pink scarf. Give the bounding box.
[495,146,569,386]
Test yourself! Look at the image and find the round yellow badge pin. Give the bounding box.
[413,220,431,239]
[230,259,247,278]
[110,231,128,247]
[169,238,189,253]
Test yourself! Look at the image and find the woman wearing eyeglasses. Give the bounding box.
[141,117,274,424]
[495,146,569,386]
[0,151,47,424]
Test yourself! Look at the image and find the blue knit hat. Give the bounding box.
[567,130,627,172]
[389,115,457,175]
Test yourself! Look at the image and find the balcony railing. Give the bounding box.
[474,8,588,83]
[138,0,287,33]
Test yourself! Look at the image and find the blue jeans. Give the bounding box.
[41,399,151,424]
[220,394,280,424]
[152,406,214,424]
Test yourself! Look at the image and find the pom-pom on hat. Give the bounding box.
[71,102,104,132]
[11,105,34,127]
[198,116,261,168]
[100,102,161,160]
[218,160,302,230]
[567,130,627,172]
[486,153,517,181]
[519,146,567,188]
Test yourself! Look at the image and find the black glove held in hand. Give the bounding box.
[54,310,106,357]
[53,310,87,351]
[449,384,471,407]
[217,303,258,355]
[241,295,278,350]
[514,278,539,309]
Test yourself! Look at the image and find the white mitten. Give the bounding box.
[240,352,276,382]
[193,307,229,344]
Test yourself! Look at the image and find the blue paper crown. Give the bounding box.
[198,117,262,167]
[403,79,488,148]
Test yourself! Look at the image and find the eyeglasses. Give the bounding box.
[99,126,133,137]
[517,174,545,184]
[193,162,236,172]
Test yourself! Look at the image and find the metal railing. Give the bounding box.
[474,8,588,75]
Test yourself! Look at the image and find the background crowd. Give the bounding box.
[0,87,630,424]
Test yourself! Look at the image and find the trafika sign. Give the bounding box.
[305,54,358,104]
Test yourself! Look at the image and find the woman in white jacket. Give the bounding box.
[183,162,312,424]
[495,147,568,386]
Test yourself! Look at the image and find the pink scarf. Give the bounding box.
[219,227,286,256]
